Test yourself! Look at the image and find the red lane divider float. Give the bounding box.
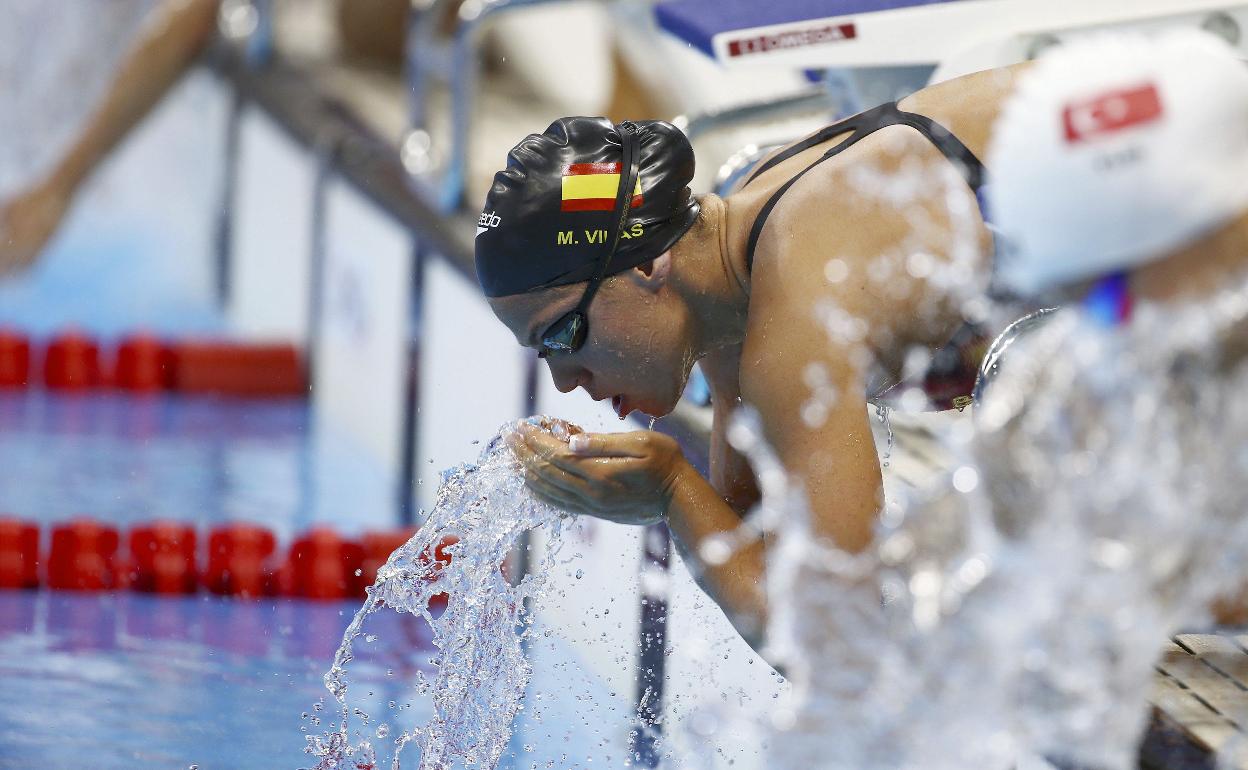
[49,519,119,590]
[0,518,39,588]
[0,328,306,397]
[44,331,102,391]
[128,522,198,594]
[361,529,417,588]
[205,523,278,598]
[279,527,367,600]
[0,518,438,604]
[114,334,174,392]
[169,341,305,397]
[0,329,30,388]
[420,535,459,611]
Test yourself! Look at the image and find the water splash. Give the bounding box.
[875,403,893,469]
[703,274,1248,770]
[306,419,571,770]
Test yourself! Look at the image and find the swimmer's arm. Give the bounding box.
[749,341,883,555]
[699,349,761,516]
[47,0,220,198]
[742,203,889,554]
[709,404,762,516]
[663,463,769,647]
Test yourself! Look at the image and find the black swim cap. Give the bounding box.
[475,117,701,298]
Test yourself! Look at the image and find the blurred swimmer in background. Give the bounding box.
[490,61,1033,649]
[730,33,1248,770]
[0,0,220,276]
[928,31,1248,767]
[0,0,415,276]
[980,29,1248,616]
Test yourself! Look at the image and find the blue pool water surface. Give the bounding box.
[0,592,405,768]
[0,391,397,540]
[0,392,627,768]
[0,590,624,769]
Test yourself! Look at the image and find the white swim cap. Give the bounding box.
[987,30,1248,296]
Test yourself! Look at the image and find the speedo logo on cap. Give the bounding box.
[1063,83,1163,144]
[476,210,501,237]
[561,163,643,212]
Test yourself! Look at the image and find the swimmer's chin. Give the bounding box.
[636,393,682,420]
[608,393,677,421]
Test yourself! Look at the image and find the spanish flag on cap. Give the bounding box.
[561,163,644,212]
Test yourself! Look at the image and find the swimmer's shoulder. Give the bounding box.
[897,61,1034,161]
[748,133,989,337]
[732,62,1032,197]
[744,171,881,321]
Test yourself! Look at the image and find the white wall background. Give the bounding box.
[413,258,529,511]
[311,176,414,526]
[228,107,317,341]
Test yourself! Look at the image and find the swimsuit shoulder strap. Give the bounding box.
[738,104,887,189]
[744,102,989,273]
[889,106,987,192]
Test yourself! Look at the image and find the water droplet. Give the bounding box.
[308,420,574,768]
[952,465,979,493]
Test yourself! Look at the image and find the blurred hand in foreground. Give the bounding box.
[0,179,70,277]
[507,422,691,525]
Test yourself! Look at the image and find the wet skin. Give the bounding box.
[495,63,1031,651]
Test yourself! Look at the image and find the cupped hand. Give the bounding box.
[0,179,70,277]
[522,416,584,442]
[507,422,691,525]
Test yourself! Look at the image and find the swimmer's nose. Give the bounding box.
[549,365,584,395]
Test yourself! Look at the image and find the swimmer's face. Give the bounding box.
[488,255,697,419]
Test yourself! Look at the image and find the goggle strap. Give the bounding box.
[576,123,641,314]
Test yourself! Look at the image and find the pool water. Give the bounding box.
[0,393,632,769]
[0,591,404,768]
[0,589,631,768]
[0,391,396,540]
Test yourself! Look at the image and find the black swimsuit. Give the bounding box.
[741,101,993,409]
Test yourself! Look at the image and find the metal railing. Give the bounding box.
[401,0,586,214]
[672,86,838,145]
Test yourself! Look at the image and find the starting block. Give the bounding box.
[655,0,1248,80]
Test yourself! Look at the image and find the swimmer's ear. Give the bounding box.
[626,251,672,293]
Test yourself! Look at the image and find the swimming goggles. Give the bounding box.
[538,123,641,358]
